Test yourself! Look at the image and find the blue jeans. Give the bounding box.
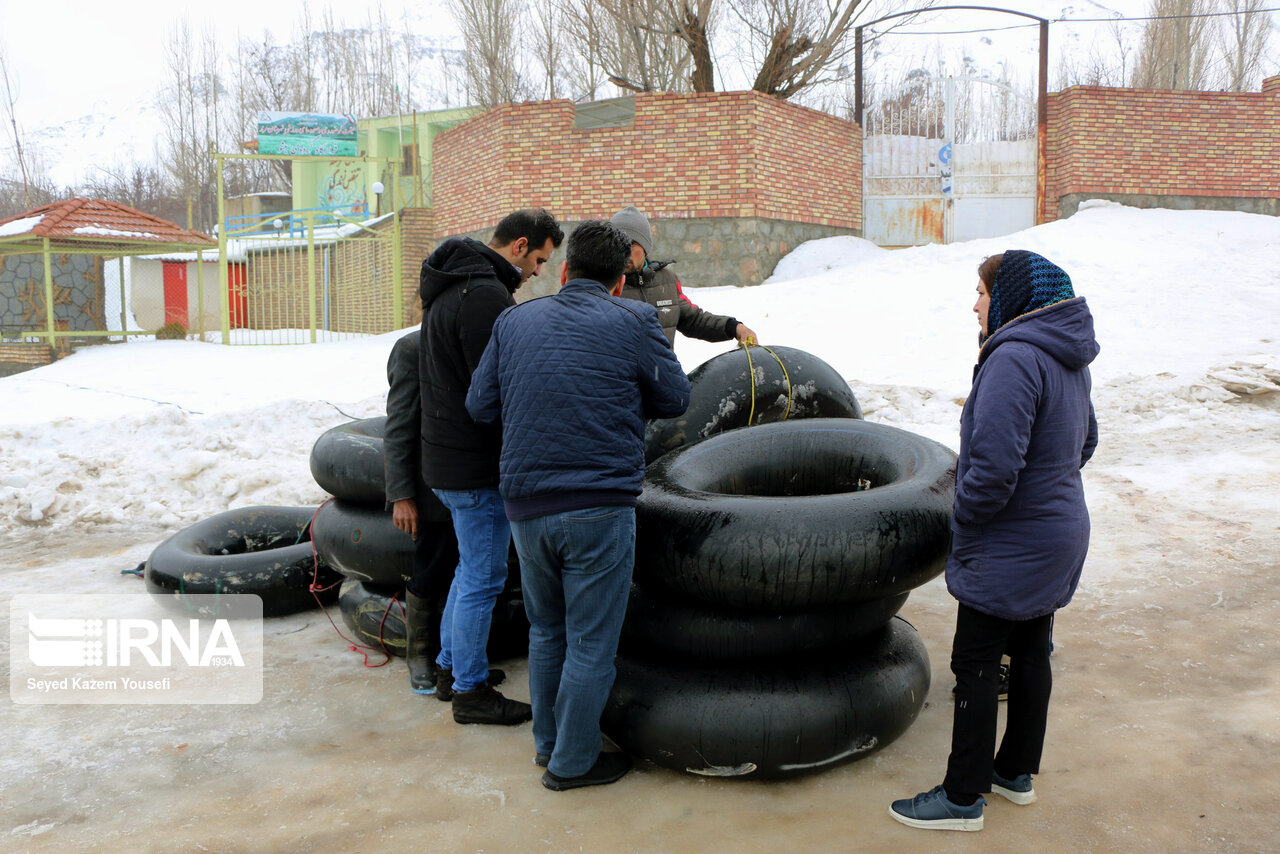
[433,487,511,693]
[511,506,635,778]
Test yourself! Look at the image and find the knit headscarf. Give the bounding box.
[983,250,1076,343]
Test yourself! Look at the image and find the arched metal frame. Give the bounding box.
[855,6,1049,223]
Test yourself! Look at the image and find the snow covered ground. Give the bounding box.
[3,203,1279,851]
[2,201,1276,565]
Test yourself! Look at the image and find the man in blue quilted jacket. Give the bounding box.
[467,220,690,791]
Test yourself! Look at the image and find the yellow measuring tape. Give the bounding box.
[741,342,792,425]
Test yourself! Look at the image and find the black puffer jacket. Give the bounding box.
[418,237,522,490]
[621,263,738,347]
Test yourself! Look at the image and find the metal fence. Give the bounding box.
[219,215,402,345]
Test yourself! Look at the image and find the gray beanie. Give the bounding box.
[610,205,654,258]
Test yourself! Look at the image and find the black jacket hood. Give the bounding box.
[419,237,522,309]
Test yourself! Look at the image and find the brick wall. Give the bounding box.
[1044,78,1280,221]
[433,92,859,234]
[398,208,435,326]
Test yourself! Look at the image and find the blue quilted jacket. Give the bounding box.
[466,278,690,521]
[946,296,1100,620]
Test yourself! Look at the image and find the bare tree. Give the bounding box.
[158,20,223,230]
[1219,0,1272,91]
[533,2,567,99]
[449,0,535,107]
[1132,0,1215,90]
[556,0,613,99]
[0,146,63,220]
[83,162,185,224]
[727,0,872,98]
[0,46,33,209]
[1055,17,1136,88]
[583,0,714,93]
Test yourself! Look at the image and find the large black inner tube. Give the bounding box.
[636,418,956,611]
[309,417,387,506]
[145,505,341,617]
[619,582,908,664]
[645,345,862,464]
[603,615,930,780]
[311,499,415,586]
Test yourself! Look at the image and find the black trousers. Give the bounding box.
[943,603,1054,797]
[405,499,460,602]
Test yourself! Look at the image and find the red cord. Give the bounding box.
[306,497,395,668]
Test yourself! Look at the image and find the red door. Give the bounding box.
[227,262,248,327]
[162,261,188,326]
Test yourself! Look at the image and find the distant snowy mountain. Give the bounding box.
[26,97,168,189]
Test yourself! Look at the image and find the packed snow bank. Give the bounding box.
[1,203,1277,563]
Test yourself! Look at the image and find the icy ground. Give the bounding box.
[2,202,1279,852]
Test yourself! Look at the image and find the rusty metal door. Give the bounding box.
[863,76,1036,246]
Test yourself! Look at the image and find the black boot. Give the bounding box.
[451,683,532,726]
[435,666,507,702]
[404,591,439,695]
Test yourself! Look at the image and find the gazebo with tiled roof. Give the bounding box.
[0,198,215,358]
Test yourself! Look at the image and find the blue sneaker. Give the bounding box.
[889,785,985,831]
[992,771,1036,805]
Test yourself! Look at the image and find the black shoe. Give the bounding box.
[535,753,550,767]
[451,683,532,726]
[434,667,506,702]
[542,752,633,791]
[404,591,439,695]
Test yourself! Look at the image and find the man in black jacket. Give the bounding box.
[419,208,563,726]
[385,331,461,695]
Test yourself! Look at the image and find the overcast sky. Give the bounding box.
[2,0,1275,139]
[0,0,432,128]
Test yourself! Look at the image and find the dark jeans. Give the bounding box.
[511,506,635,778]
[944,603,1054,798]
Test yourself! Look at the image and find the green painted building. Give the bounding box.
[288,107,479,217]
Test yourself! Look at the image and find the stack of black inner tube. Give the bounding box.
[603,346,957,779]
[308,416,527,659]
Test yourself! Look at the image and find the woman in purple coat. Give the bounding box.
[891,250,1100,832]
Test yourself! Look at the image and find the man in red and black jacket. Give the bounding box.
[610,206,757,349]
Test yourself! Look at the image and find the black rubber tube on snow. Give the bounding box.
[602,615,930,779]
[636,418,956,611]
[619,582,909,665]
[311,499,415,586]
[337,579,530,661]
[644,345,863,464]
[144,505,341,617]
[309,416,387,506]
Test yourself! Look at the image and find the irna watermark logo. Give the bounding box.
[10,594,263,704]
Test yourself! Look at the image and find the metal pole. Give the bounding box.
[391,158,403,331]
[42,237,55,349]
[855,26,864,129]
[118,255,127,338]
[216,153,231,344]
[1037,19,1049,224]
[306,217,318,344]
[195,249,205,341]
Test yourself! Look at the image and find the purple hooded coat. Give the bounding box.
[945,257,1100,621]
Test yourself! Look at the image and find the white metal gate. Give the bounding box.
[863,76,1036,246]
